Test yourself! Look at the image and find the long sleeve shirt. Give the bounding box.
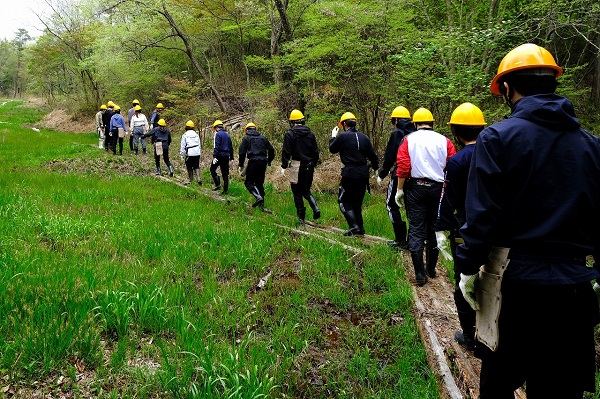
[95,111,104,128]
[129,113,149,132]
[180,130,201,157]
[329,128,379,178]
[396,128,456,182]
[109,113,128,133]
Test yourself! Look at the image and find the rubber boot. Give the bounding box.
[222,176,229,195]
[194,169,202,185]
[250,186,264,208]
[454,331,475,351]
[454,287,476,351]
[212,175,221,191]
[143,148,147,155]
[168,164,174,177]
[426,248,439,278]
[297,207,306,226]
[387,222,408,250]
[342,210,362,236]
[355,209,365,235]
[410,251,428,286]
[155,167,161,176]
[307,195,321,220]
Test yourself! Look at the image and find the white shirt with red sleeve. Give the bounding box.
[396,128,456,182]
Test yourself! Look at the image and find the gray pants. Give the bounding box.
[133,127,146,151]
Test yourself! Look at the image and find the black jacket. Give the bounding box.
[378,119,415,179]
[329,128,379,178]
[281,125,319,168]
[102,109,114,130]
[239,130,275,166]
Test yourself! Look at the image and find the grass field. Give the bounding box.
[0,100,438,398]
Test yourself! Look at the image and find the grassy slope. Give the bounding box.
[0,101,438,398]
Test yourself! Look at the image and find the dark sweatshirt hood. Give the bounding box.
[291,125,312,137]
[511,94,580,131]
[246,129,260,136]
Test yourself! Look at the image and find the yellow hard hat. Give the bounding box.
[156,103,164,109]
[107,101,115,107]
[490,43,563,95]
[412,108,434,123]
[244,122,257,133]
[448,103,486,126]
[185,120,195,128]
[132,99,140,105]
[289,109,305,121]
[390,106,410,119]
[157,119,166,126]
[212,120,223,129]
[338,112,357,127]
[113,105,121,111]
[100,104,107,110]
[134,105,141,111]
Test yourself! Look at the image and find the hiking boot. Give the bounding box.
[455,330,475,351]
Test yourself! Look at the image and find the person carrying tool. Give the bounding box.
[129,105,149,155]
[377,106,415,249]
[127,99,140,152]
[238,122,274,210]
[456,43,600,398]
[210,120,234,194]
[150,102,164,129]
[95,104,106,149]
[395,107,456,286]
[102,101,115,152]
[109,105,129,155]
[434,102,486,351]
[180,120,202,186]
[329,112,379,236]
[141,118,174,176]
[281,109,320,225]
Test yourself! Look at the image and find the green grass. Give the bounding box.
[0,100,437,398]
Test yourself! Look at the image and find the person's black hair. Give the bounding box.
[498,70,558,97]
[344,119,356,129]
[451,125,484,143]
[185,126,194,131]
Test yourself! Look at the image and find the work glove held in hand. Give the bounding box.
[212,157,218,165]
[376,176,383,185]
[331,126,339,138]
[459,273,480,311]
[238,166,243,175]
[435,231,447,249]
[280,167,286,176]
[394,189,404,207]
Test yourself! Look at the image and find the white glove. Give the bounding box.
[280,167,286,176]
[394,189,404,207]
[593,282,600,306]
[435,231,452,260]
[331,126,339,138]
[459,273,480,311]
[238,166,243,175]
[212,157,218,165]
[376,176,383,185]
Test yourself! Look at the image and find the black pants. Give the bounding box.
[245,160,267,200]
[338,176,368,231]
[110,130,123,154]
[154,145,171,168]
[210,156,230,183]
[450,230,476,340]
[129,134,134,150]
[104,126,111,151]
[385,176,405,225]
[478,280,598,399]
[291,163,315,212]
[185,155,200,171]
[405,179,443,253]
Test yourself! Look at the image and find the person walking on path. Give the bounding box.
[150,103,164,129]
[129,105,149,155]
[434,102,486,351]
[127,99,140,152]
[95,104,106,149]
[109,105,129,155]
[102,101,115,152]
[238,122,274,210]
[395,107,456,286]
[141,118,174,176]
[210,120,234,194]
[376,106,415,249]
[281,109,320,225]
[180,120,202,186]
[456,43,600,399]
[329,112,379,236]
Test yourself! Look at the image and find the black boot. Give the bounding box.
[297,207,306,226]
[343,210,362,236]
[222,176,229,195]
[251,186,264,208]
[454,331,475,351]
[168,165,174,177]
[387,222,408,250]
[307,195,321,220]
[155,167,161,176]
[426,248,439,278]
[410,251,428,286]
[212,175,221,191]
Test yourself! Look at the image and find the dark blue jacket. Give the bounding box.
[378,119,415,179]
[435,144,474,232]
[239,129,275,166]
[213,128,234,159]
[456,94,600,284]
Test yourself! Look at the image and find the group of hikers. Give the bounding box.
[92,42,600,398]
